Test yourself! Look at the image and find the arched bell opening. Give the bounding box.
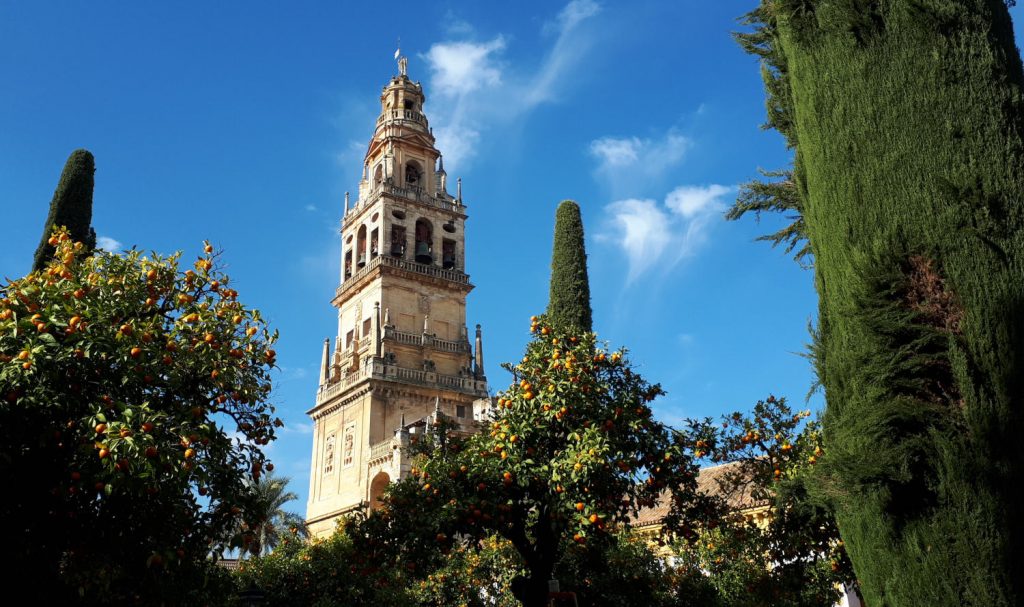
[390,225,406,258]
[343,249,353,280]
[405,160,423,188]
[374,164,384,188]
[368,472,391,511]
[442,238,457,270]
[415,219,433,264]
[356,225,368,268]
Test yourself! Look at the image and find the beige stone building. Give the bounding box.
[305,56,490,538]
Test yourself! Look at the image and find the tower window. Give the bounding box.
[405,161,422,187]
[404,99,414,110]
[356,225,367,267]
[370,228,379,258]
[415,218,433,264]
[362,318,372,339]
[442,239,457,270]
[456,405,466,418]
[391,225,406,257]
[344,249,353,280]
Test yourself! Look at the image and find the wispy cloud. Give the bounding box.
[421,0,603,169]
[602,184,732,283]
[96,236,123,251]
[282,421,314,435]
[590,132,692,197]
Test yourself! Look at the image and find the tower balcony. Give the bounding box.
[314,358,489,407]
[335,254,470,301]
[382,326,471,354]
[344,182,462,228]
[376,108,428,128]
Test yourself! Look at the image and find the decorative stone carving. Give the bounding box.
[418,294,430,314]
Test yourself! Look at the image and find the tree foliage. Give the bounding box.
[32,149,98,272]
[547,200,593,332]
[734,2,1024,605]
[0,228,281,604]
[224,474,309,558]
[350,315,711,607]
[677,396,857,607]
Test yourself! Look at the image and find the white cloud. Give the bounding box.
[420,1,602,169]
[96,236,123,251]
[590,132,691,197]
[589,137,641,167]
[425,37,506,97]
[304,204,317,212]
[665,184,731,219]
[602,184,732,282]
[605,199,672,281]
[527,0,602,106]
[553,0,602,33]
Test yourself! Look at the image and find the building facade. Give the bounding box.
[305,58,490,538]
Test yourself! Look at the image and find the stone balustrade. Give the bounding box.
[316,359,488,405]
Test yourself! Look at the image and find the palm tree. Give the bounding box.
[228,474,308,558]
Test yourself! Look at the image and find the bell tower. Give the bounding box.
[306,54,490,537]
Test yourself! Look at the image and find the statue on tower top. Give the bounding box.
[394,43,408,77]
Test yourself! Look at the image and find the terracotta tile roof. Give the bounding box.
[633,461,768,528]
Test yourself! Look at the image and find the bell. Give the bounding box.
[415,241,432,264]
[357,253,366,268]
[442,254,455,269]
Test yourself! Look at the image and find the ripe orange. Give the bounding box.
[575,502,584,511]
[95,423,107,435]
[130,347,142,358]
[184,448,196,460]
[98,448,110,459]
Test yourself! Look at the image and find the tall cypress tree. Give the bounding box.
[547,200,592,332]
[32,149,96,272]
[735,2,1024,606]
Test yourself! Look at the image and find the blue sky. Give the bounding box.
[6,2,1021,515]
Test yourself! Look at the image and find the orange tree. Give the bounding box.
[672,396,858,607]
[0,228,280,604]
[352,314,718,607]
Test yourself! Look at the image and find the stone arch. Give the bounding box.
[356,224,367,267]
[414,218,433,264]
[405,160,423,187]
[368,471,391,511]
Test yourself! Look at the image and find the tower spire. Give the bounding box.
[319,338,331,385]
[474,324,485,378]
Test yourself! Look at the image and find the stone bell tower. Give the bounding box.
[305,52,490,537]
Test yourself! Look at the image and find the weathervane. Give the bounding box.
[394,38,407,77]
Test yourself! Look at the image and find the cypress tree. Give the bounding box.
[547,200,592,332]
[32,149,96,272]
[736,2,1024,605]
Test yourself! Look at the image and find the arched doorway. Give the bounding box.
[368,472,391,511]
